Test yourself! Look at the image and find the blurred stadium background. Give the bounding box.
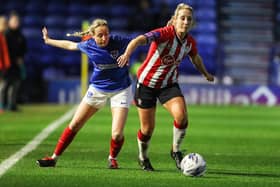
[1,0,280,106]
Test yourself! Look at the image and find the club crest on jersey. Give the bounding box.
[110,50,119,59]
[161,55,175,65]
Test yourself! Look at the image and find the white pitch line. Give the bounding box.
[0,107,76,178]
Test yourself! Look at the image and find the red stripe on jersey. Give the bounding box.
[167,67,177,85]
[137,41,169,86]
[138,26,197,88]
[153,39,178,88]
[152,36,182,88]
[161,42,184,88]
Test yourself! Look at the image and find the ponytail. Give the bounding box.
[66,30,90,37]
[66,18,108,38]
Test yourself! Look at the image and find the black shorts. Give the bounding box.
[134,81,184,109]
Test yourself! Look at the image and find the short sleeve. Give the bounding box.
[77,40,89,54]
[144,26,173,44]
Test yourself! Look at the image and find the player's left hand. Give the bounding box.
[117,54,129,67]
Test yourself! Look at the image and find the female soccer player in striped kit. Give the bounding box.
[37,19,132,169]
[118,3,214,171]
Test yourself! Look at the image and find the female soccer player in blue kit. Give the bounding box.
[37,19,132,169]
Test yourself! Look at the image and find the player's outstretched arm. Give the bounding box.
[117,35,147,67]
[190,54,214,82]
[42,27,78,51]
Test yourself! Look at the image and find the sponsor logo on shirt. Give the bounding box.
[96,64,119,70]
[161,55,180,66]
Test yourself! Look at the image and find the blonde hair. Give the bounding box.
[167,3,195,28]
[66,18,108,37]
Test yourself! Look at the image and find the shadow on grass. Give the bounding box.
[208,169,280,178]
[55,164,181,175]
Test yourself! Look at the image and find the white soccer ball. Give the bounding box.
[180,153,206,177]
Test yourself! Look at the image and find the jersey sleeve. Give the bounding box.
[144,26,173,44]
[188,36,198,57]
[77,40,89,55]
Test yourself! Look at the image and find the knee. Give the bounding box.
[140,123,154,136]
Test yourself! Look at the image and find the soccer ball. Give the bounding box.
[180,153,206,177]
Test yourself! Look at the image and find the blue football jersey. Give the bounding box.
[77,35,132,92]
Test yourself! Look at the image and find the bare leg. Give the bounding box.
[137,107,156,160]
[163,96,188,152]
[52,100,99,159]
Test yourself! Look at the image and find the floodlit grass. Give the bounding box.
[0,104,280,187]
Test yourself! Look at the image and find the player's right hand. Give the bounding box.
[117,54,129,67]
[205,73,214,82]
[42,27,49,42]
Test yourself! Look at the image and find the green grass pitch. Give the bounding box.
[0,104,279,187]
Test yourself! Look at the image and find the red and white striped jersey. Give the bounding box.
[137,25,197,89]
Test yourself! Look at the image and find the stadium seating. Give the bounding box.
[68,3,89,17]
[22,15,44,28]
[25,2,47,15]
[195,8,216,21]
[65,16,84,30]
[219,0,274,85]
[0,0,218,78]
[46,3,68,16]
[45,16,66,29]
[88,4,110,18]
[110,5,133,17]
